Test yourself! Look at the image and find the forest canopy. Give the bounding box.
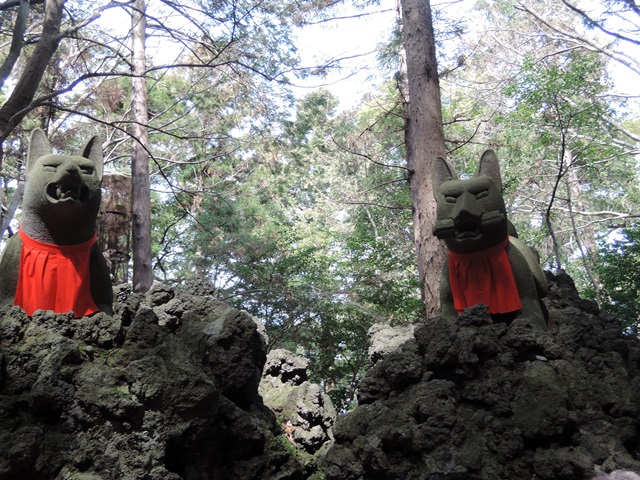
[0,0,638,409]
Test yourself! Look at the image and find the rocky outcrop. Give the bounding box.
[4,269,640,480]
[260,349,336,456]
[0,281,308,480]
[324,272,640,480]
[368,323,415,364]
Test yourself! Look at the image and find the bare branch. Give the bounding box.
[332,137,412,172]
[353,178,407,196]
[516,1,640,76]
[58,1,134,40]
[560,0,640,46]
[301,8,395,26]
[339,200,412,210]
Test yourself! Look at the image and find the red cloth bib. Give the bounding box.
[14,228,99,317]
[448,236,522,314]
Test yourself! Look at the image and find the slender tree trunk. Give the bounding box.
[546,141,569,271]
[131,0,153,292]
[99,173,132,285]
[0,0,65,140]
[565,163,601,303]
[0,182,23,238]
[0,0,30,90]
[399,0,447,317]
[545,213,563,271]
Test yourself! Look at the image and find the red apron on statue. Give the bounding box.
[14,228,99,317]
[448,236,522,314]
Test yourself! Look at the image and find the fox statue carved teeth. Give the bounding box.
[432,150,547,329]
[0,128,113,317]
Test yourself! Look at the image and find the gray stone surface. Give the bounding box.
[323,271,640,480]
[260,349,336,455]
[367,323,415,364]
[0,282,310,480]
[3,270,640,480]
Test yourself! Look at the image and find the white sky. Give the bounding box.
[292,0,397,110]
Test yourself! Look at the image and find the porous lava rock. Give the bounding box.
[0,281,310,480]
[260,349,336,455]
[323,271,640,480]
[368,323,416,364]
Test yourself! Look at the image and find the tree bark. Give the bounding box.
[0,182,23,239]
[131,0,153,292]
[99,173,132,285]
[0,0,30,90]
[399,0,447,317]
[0,0,65,140]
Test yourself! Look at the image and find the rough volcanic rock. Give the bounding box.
[323,271,640,480]
[0,282,309,480]
[260,349,336,456]
[368,323,416,364]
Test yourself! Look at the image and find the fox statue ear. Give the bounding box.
[432,156,458,198]
[27,128,52,173]
[80,135,103,180]
[477,149,503,191]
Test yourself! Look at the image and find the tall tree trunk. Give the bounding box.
[0,0,65,241]
[564,156,601,303]
[399,0,447,317]
[0,182,23,237]
[131,0,153,292]
[0,0,65,140]
[546,137,570,271]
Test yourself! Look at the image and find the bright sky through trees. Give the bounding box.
[96,0,639,116]
[293,0,639,114]
[291,0,396,110]
[96,0,395,111]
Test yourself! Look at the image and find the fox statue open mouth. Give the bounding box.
[46,180,90,203]
[455,223,481,241]
[433,210,506,243]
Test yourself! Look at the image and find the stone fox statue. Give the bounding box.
[0,129,113,316]
[432,150,547,329]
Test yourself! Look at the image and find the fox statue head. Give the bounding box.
[22,128,103,245]
[432,150,510,254]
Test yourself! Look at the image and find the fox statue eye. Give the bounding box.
[80,165,95,175]
[42,164,58,172]
[476,190,489,200]
[445,195,458,204]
